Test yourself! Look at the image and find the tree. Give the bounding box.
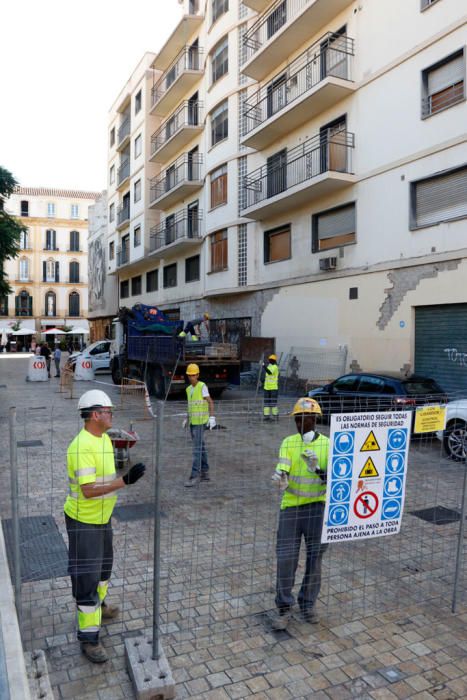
[0,167,27,297]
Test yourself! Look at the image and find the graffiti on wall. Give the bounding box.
[443,348,467,368]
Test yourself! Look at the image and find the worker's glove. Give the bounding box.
[182,416,188,429]
[314,467,327,485]
[123,462,146,485]
[271,471,288,491]
[302,449,319,473]
[207,416,217,430]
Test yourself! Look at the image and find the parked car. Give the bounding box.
[436,400,467,462]
[308,372,447,422]
[68,340,112,373]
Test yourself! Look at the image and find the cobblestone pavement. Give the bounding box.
[1,354,467,699]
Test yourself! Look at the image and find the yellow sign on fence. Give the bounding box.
[414,405,447,434]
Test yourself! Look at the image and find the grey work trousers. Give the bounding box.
[275,501,327,612]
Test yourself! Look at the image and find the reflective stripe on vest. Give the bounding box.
[187,381,209,426]
[264,364,279,390]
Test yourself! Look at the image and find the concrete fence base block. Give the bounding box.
[25,650,54,700]
[125,635,175,700]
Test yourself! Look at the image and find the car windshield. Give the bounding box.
[403,379,443,395]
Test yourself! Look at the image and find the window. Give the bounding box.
[120,280,129,298]
[238,224,247,286]
[71,204,79,219]
[19,258,29,281]
[267,0,286,39]
[135,89,142,114]
[47,203,55,218]
[0,296,8,316]
[312,203,356,252]
[134,134,142,158]
[45,229,57,250]
[110,165,115,184]
[211,99,228,146]
[358,376,386,393]
[146,269,158,292]
[20,230,29,249]
[267,149,287,198]
[109,202,115,223]
[422,50,465,118]
[110,127,116,147]
[15,291,33,317]
[210,229,228,272]
[69,230,80,251]
[69,261,80,283]
[421,0,441,8]
[210,164,228,208]
[410,165,467,229]
[185,254,200,282]
[131,275,142,296]
[163,263,177,288]
[69,291,80,317]
[333,375,359,392]
[44,259,59,283]
[134,179,141,203]
[212,0,228,23]
[134,225,141,247]
[109,241,115,260]
[264,225,291,263]
[20,200,29,217]
[45,291,56,317]
[211,36,228,84]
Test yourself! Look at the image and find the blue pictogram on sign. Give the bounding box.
[330,480,351,504]
[334,431,354,454]
[328,504,349,526]
[381,498,402,520]
[384,475,403,498]
[332,456,353,480]
[387,429,407,451]
[386,452,405,474]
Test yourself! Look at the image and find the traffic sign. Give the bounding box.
[332,456,353,480]
[353,491,379,519]
[384,475,403,498]
[387,429,407,451]
[330,480,351,503]
[386,452,405,474]
[382,499,402,520]
[328,504,349,526]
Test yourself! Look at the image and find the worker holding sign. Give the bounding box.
[271,397,329,630]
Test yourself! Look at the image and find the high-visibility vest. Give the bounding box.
[276,433,329,510]
[64,429,117,525]
[264,363,279,390]
[187,381,209,426]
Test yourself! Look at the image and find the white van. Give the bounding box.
[69,340,112,372]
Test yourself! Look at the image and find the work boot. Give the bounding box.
[178,331,187,338]
[101,602,119,620]
[184,475,199,487]
[301,607,319,624]
[191,335,198,341]
[200,472,211,482]
[271,609,291,631]
[81,642,108,663]
[263,415,271,422]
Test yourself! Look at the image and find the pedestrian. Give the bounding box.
[178,312,210,341]
[183,363,216,486]
[262,353,280,421]
[53,345,62,377]
[35,343,41,355]
[67,340,74,355]
[271,397,329,630]
[64,390,146,663]
[40,341,51,377]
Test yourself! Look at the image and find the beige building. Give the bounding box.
[1,187,99,344]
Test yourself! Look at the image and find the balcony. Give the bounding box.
[153,6,204,71]
[149,209,203,258]
[117,116,131,150]
[117,246,130,267]
[243,0,355,81]
[151,46,204,116]
[242,33,355,150]
[242,0,270,11]
[149,154,203,209]
[117,159,131,190]
[241,130,356,220]
[150,101,204,163]
[116,203,130,229]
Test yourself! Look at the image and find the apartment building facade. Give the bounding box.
[103,0,467,392]
[1,187,98,338]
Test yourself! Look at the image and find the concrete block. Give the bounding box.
[25,649,54,700]
[125,634,175,700]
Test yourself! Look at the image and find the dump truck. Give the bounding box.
[110,304,240,398]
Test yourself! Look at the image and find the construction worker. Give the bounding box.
[64,390,146,663]
[178,312,210,341]
[183,363,216,486]
[271,397,329,630]
[263,354,280,421]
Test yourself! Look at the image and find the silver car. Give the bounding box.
[436,400,467,462]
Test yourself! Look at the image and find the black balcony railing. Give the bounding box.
[117,203,130,227]
[118,159,130,185]
[244,0,311,60]
[241,130,354,210]
[150,101,204,156]
[150,209,203,252]
[118,116,131,145]
[117,246,130,267]
[150,154,203,203]
[151,46,204,107]
[243,33,354,135]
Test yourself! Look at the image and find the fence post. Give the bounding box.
[8,407,21,623]
[452,462,467,613]
[152,400,164,660]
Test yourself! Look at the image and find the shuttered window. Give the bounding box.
[210,164,228,208]
[264,225,291,263]
[422,50,465,117]
[312,203,356,252]
[210,229,228,272]
[411,166,467,228]
[211,36,228,84]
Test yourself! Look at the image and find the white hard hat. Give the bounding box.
[78,390,114,411]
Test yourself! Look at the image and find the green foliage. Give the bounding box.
[62,325,73,333]
[0,166,27,297]
[10,321,22,331]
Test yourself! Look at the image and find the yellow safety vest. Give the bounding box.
[276,433,329,510]
[264,363,279,390]
[64,429,117,524]
[187,381,209,426]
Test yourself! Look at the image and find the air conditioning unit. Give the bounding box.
[319,257,337,271]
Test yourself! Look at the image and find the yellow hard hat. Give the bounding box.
[268,354,277,361]
[186,363,200,376]
[291,397,322,416]
[203,312,210,320]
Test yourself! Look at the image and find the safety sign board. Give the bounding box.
[322,411,411,543]
[414,404,447,434]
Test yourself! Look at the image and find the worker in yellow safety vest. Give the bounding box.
[183,363,216,486]
[64,390,146,663]
[271,397,329,630]
[263,354,280,421]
